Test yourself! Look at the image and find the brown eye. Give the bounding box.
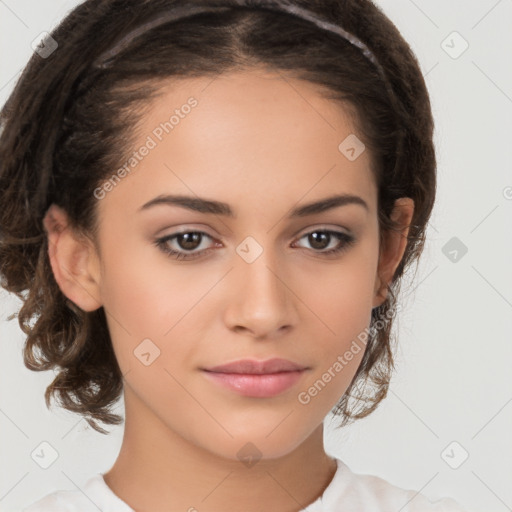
[294,230,355,256]
[308,231,331,250]
[175,232,203,251]
[154,231,216,261]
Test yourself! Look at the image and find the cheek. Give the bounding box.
[293,241,378,396]
[298,238,379,329]
[98,242,220,374]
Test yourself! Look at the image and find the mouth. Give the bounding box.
[201,358,310,398]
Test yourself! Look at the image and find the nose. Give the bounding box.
[223,247,299,340]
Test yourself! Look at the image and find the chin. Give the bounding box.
[202,424,315,465]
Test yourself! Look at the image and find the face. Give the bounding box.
[47,68,409,462]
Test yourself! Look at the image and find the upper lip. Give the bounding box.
[203,358,308,374]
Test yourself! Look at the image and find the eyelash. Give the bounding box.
[154,229,356,261]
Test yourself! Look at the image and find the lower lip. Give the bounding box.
[202,370,306,398]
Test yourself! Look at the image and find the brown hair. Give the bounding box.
[0,0,435,434]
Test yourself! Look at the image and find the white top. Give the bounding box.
[22,457,469,512]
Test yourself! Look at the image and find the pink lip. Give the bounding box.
[202,358,309,398]
[204,358,307,374]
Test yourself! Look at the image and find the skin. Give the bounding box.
[43,67,414,512]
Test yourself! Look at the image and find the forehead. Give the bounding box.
[97,68,377,222]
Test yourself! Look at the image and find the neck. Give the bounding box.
[103,387,337,512]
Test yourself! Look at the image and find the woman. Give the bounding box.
[0,0,469,510]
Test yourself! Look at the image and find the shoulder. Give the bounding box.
[349,471,467,511]
[22,489,94,512]
[323,459,470,512]
[22,474,134,512]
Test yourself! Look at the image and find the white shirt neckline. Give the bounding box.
[23,456,469,511]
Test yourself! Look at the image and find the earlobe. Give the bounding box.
[42,204,102,312]
[373,197,415,308]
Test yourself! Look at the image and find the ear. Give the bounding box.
[373,197,415,308]
[42,204,102,312]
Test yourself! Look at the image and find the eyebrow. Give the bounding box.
[138,193,369,217]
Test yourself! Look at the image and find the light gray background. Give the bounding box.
[1,1,511,511]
